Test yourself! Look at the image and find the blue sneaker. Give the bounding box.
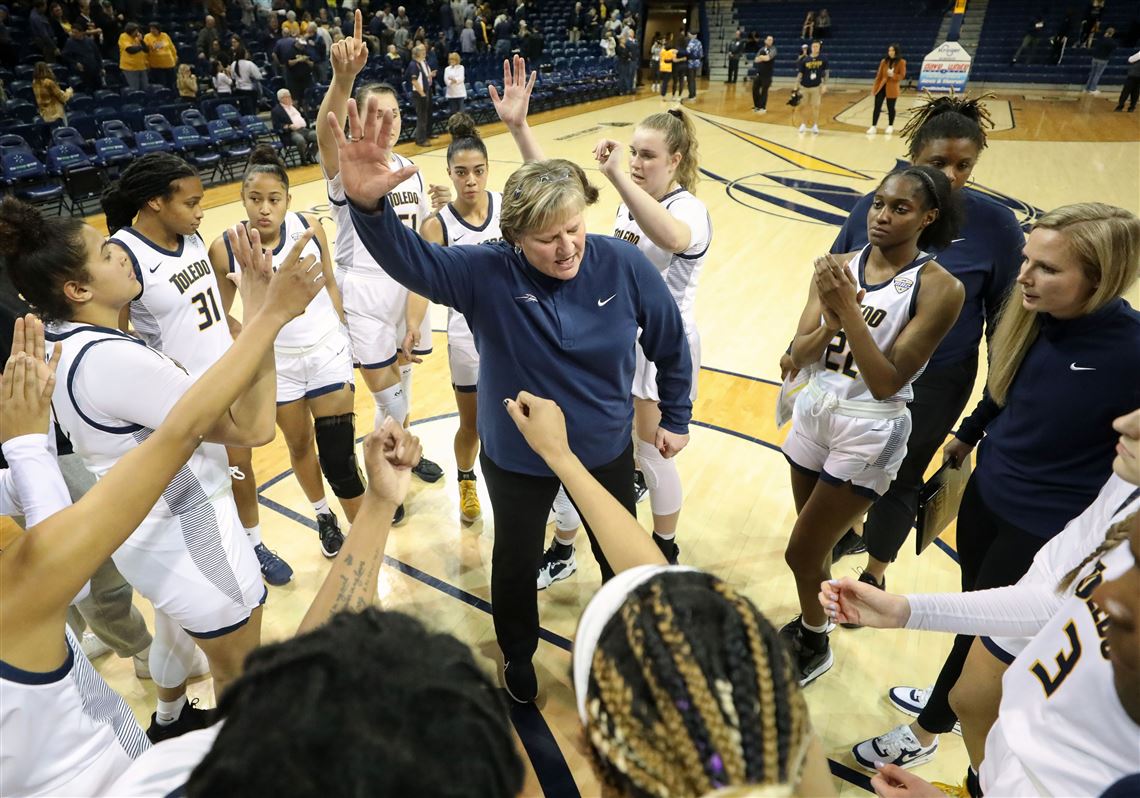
[254,543,293,586]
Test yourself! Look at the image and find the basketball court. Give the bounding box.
[86,80,1140,795]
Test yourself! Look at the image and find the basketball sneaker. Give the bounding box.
[503,659,538,703]
[459,479,482,522]
[778,614,836,646]
[888,686,961,735]
[811,124,820,134]
[80,631,112,661]
[537,540,576,590]
[866,125,877,134]
[634,469,649,503]
[254,543,293,586]
[852,723,938,771]
[841,571,885,629]
[317,512,344,558]
[886,125,894,134]
[146,699,214,744]
[832,528,866,559]
[393,503,406,525]
[798,123,807,134]
[782,622,833,686]
[412,456,444,483]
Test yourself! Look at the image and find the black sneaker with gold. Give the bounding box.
[146,699,215,744]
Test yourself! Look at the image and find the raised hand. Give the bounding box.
[818,576,910,629]
[504,391,572,464]
[1,315,60,442]
[225,223,274,316]
[814,255,857,328]
[327,97,420,211]
[489,54,536,129]
[592,138,625,181]
[330,9,369,82]
[362,416,422,506]
[262,229,323,321]
[428,182,451,211]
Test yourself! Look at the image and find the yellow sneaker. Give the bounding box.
[931,780,971,798]
[459,479,481,522]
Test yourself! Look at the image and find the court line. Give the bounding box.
[699,363,782,387]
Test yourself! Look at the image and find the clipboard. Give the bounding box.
[915,457,972,555]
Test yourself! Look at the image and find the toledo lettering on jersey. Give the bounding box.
[389,191,420,207]
[167,259,213,295]
[613,228,641,246]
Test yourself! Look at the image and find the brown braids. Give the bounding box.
[899,90,996,160]
[1057,511,1138,593]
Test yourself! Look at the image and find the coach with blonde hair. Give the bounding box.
[326,90,693,704]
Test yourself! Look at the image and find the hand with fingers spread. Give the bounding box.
[818,576,910,629]
[593,138,625,181]
[330,9,369,82]
[428,182,452,211]
[363,416,422,506]
[1,315,61,442]
[327,97,420,212]
[261,229,325,322]
[226,223,275,316]
[489,54,536,129]
[503,391,572,465]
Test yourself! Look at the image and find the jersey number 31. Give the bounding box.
[192,287,222,331]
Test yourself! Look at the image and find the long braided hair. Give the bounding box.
[187,609,524,797]
[1057,511,1138,593]
[899,91,995,160]
[585,571,810,797]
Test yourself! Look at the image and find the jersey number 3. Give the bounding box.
[192,287,222,331]
[825,331,859,379]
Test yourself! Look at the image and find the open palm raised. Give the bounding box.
[326,97,419,211]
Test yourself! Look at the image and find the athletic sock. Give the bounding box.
[652,530,676,542]
[243,524,262,546]
[801,617,830,634]
[155,695,187,725]
[966,767,981,798]
[457,468,476,482]
[312,498,330,517]
[552,538,574,558]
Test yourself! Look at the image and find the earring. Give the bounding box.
[513,244,522,255]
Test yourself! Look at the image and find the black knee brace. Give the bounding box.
[314,413,366,499]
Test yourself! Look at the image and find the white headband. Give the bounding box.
[572,564,699,724]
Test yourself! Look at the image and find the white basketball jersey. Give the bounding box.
[226,212,337,348]
[0,628,149,796]
[111,227,231,377]
[984,487,1140,796]
[810,245,934,404]
[438,191,503,339]
[47,323,231,550]
[327,154,431,280]
[612,188,711,333]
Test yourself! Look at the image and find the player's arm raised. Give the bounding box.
[490,55,544,162]
[317,8,369,179]
[594,139,692,253]
[789,255,845,370]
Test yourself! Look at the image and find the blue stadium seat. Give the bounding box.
[206,119,252,180]
[92,137,134,169]
[171,125,222,181]
[99,119,137,151]
[1,151,66,215]
[134,130,176,155]
[51,126,91,153]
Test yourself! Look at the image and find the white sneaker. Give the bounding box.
[536,543,577,590]
[886,125,894,134]
[852,724,939,772]
[80,631,112,661]
[757,108,767,114]
[811,124,820,134]
[888,686,962,735]
[798,123,807,134]
[866,125,877,134]
[133,645,211,681]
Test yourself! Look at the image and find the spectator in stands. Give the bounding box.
[868,43,905,135]
[272,31,296,82]
[407,43,435,146]
[198,15,220,64]
[568,1,583,43]
[794,40,828,134]
[48,2,70,52]
[286,35,316,114]
[118,22,150,91]
[272,88,319,164]
[395,5,410,29]
[494,12,512,58]
[307,22,330,84]
[1115,49,1140,111]
[231,45,262,115]
[368,7,389,47]
[522,22,544,63]
[460,18,476,53]
[314,20,333,77]
[32,61,72,125]
[282,10,300,37]
[383,43,403,82]
[1011,15,1046,65]
[1080,0,1106,48]
[211,59,233,95]
[145,22,177,89]
[648,32,662,92]
[444,51,466,113]
[683,31,703,101]
[1086,27,1118,93]
[585,6,600,40]
[432,31,448,70]
[177,63,198,99]
[801,10,815,40]
[726,29,744,83]
[752,34,776,112]
[816,8,831,38]
[393,21,410,57]
[600,29,615,57]
[658,34,675,99]
[92,0,121,59]
[62,24,103,91]
[30,0,58,60]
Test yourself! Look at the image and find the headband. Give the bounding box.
[908,169,940,211]
[572,564,699,723]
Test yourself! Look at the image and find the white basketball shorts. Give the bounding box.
[275,328,354,405]
[632,329,701,403]
[447,307,478,390]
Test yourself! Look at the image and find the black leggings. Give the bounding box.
[1118,76,1140,110]
[863,355,978,564]
[752,75,771,109]
[872,88,897,126]
[481,443,635,665]
[917,476,1047,733]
